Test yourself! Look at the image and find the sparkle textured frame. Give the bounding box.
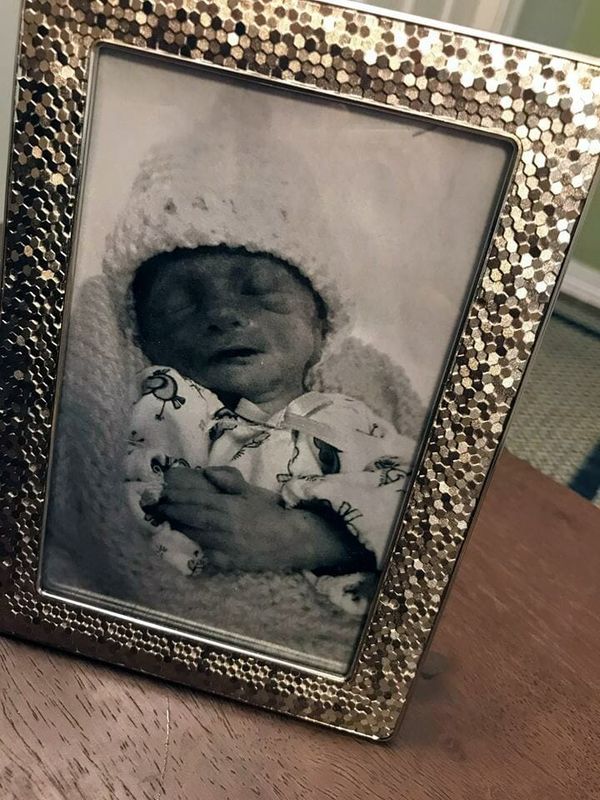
[1,0,600,740]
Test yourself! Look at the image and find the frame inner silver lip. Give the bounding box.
[35,38,519,681]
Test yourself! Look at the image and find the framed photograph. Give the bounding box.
[1,0,599,740]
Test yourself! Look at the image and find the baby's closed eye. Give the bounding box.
[242,276,294,312]
[161,289,196,317]
[168,302,196,318]
[241,272,279,295]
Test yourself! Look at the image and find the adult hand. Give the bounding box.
[158,466,368,572]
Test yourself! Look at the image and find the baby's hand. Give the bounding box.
[158,465,289,570]
[158,465,369,573]
[203,466,248,495]
[162,465,246,501]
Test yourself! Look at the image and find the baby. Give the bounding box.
[125,244,415,613]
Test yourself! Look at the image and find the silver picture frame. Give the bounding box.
[1,0,599,739]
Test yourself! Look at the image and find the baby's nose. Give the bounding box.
[205,305,249,334]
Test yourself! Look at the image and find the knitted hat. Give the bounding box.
[102,133,352,364]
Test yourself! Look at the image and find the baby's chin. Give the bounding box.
[192,366,274,403]
[203,374,306,413]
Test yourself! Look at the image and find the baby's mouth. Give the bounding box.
[208,347,263,364]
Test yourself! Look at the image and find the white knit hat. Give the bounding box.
[102,133,352,362]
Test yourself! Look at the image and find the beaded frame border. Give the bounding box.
[1,0,599,740]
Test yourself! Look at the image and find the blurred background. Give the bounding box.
[1,0,599,504]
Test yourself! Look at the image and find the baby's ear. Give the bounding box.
[310,322,326,365]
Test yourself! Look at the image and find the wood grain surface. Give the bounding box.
[1,450,599,799]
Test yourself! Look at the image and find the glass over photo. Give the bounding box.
[41,45,514,674]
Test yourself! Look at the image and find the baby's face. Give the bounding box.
[135,250,324,411]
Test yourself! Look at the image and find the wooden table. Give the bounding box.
[1,451,599,799]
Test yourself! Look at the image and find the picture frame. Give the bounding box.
[1,0,599,741]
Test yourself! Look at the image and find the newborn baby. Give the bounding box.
[125,244,415,614]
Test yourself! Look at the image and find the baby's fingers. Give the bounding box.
[157,502,223,537]
[158,486,223,508]
[163,467,216,494]
[203,466,246,494]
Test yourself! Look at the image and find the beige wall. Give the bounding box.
[566,3,600,270]
[509,0,599,272]
[0,0,22,217]
[511,0,584,48]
